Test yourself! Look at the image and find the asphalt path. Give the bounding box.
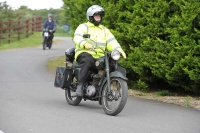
[0,37,200,133]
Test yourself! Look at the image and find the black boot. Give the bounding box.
[76,83,83,97]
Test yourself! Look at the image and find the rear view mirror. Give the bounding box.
[83,34,90,38]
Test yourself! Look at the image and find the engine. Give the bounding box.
[86,85,96,97]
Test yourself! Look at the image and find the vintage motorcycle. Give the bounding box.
[56,34,128,116]
[43,28,52,50]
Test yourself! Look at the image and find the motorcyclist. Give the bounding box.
[73,5,126,97]
[42,13,56,45]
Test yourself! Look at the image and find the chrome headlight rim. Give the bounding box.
[111,50,121,60]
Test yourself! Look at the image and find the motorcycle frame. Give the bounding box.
[69,52,127,97]
[69,34,128,101]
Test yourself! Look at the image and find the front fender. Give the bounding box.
[98,71,128,105]
[110,71,128,80]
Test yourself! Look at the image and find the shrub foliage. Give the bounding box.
[62,0,200,93]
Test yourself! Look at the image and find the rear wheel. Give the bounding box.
[101,78,128,116]
[65,87,82,106]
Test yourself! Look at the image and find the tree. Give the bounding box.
[0,1,15,22]
[61,0,200,93]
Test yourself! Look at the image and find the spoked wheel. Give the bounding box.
[102,78,128,116]
[43,38,47,50]
[65,88,82,106]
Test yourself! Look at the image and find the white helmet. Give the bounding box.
[86,5,105,26]
[48,13,52,17]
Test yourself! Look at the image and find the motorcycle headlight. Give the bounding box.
[111,50,121,60]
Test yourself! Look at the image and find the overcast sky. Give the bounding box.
[2,0,63,9]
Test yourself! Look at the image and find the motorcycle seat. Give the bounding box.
[72,61,81,68]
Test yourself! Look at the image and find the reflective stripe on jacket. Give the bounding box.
[73,22,122,60]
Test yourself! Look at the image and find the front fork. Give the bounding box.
[105,53,111,92]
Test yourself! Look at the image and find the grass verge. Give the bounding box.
[0,32,63,51]
[0,33,42,51]
[129,90,200,110]
[47,55,200,111]
[46,56,65,73]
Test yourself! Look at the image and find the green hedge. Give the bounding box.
[62,0,200,93]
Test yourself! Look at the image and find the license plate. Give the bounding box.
[44,32,49,37]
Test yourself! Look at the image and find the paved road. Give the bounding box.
[0,37,200,133]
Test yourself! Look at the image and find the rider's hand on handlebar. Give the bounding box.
[84,42,93,50]
[118,49,126,59]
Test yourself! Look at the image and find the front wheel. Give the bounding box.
[102,78,128,116]
[65,89,82,106]
[43,38,47,50]
[49,39,52,49]
[49,44,52,49]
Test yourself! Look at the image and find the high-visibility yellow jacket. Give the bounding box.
[73,22,123,60]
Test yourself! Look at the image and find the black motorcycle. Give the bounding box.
[56,34,128,116]
[43,28,52,50]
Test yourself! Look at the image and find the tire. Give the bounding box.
[65,89,82,106]
[49,39,52,49]
[49,42,52,49]
[101,78,128,116]
[43,38,47,50]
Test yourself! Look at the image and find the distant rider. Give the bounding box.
[42,13,56,45]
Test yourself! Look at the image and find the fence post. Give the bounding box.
[17,21,20,40]
[26,19,29,38]
[37,17,42,32]
[36,17,38,32]
[0,24,1,44]
[32,17,34,34]
[39,17,41,31]
[40,17,42,31]
[0,17,42,43]
[8,22,11,43]
[35,17,37,32]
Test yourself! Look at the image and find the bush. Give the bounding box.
[62,0,200,93]
[156,90,170,96]
[131,79,148,92]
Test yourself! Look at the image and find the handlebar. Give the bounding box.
[43,29,54,32]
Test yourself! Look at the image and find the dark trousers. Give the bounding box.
[76,52,95,83]
[50,31,54,41]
